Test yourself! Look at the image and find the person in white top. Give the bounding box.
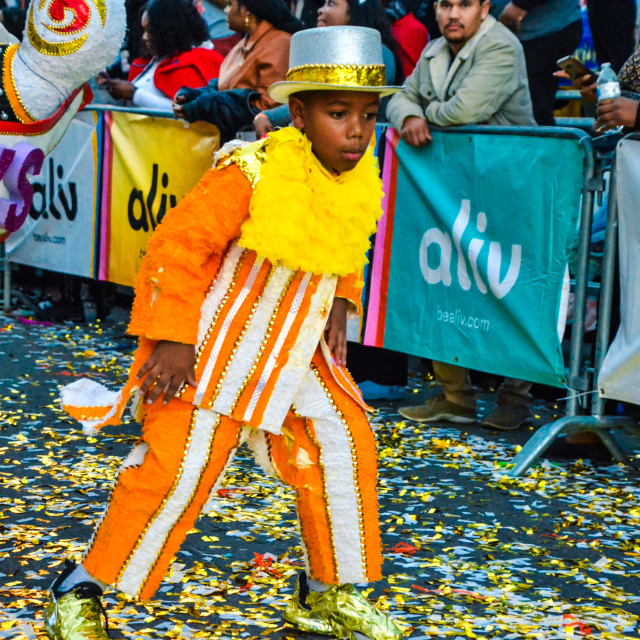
[98,0,223,111]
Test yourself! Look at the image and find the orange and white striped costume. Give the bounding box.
[62,127,385,599]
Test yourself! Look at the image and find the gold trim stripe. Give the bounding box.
[286,64,386,88]
[28,4,88,57]
[3,45,37,124]
[207,262,277,409]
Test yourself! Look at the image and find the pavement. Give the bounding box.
[1,306,640,639]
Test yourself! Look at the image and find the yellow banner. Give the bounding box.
[100,112,220,287]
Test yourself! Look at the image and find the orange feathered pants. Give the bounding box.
[82,350,382,599]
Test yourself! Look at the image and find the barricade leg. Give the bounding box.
[1,243,10,314]
[591,165,623,417]
[507,415,638,476]
[565,149,597,416]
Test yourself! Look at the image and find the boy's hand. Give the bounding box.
[325,298,348,367]
[400,116,432,147]
[137,340,197,405]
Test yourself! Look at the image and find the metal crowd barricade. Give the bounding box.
[370,123,595,385]
[85,103,176,119]
[507,132,640,476]
[0,103,220,302]
[0,104,177,314]
[370,123,640,476]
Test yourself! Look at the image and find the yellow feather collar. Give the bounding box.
[235,127,383,277]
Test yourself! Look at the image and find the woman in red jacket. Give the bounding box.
[99,0,223,110]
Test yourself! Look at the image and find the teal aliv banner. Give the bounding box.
[364,128,586,387]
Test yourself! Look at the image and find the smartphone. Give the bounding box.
[557,56,598,83]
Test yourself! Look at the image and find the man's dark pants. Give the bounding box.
[587,0,637,73]
[522,20,583,126]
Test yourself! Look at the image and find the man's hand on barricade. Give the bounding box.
[400,116,432,147]
[498,2,526,31]
[326,298,348,367]
[596,97,639,132]
[137,340,197,405]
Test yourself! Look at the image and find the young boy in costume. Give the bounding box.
[47,26,404,640]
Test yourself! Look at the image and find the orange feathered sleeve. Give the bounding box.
[335,270,365,317]
[128,164,253,345]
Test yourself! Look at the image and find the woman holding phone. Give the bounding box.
[571,48,640,132]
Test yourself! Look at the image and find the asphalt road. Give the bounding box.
[1,306,640,640]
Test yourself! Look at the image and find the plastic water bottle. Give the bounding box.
[596,63,622,133]
[596,63,621,101]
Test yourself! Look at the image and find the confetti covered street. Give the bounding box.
[1,310,640,640]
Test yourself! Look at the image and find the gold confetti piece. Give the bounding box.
[1,317,640,639]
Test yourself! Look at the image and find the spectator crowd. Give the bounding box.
[8,0,640,443]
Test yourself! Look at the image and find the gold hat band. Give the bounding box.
[285,63,386,88]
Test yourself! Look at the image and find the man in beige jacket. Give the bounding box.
[387,0,536,431]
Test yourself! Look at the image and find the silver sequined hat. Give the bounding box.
[268,26,402,103]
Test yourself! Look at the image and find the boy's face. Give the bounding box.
[289,90,380,175]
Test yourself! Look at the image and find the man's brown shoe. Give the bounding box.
[398,395,476,424]
[481,403,530,430]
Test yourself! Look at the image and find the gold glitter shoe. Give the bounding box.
[284,573,405,640]
[283,573,334,635]
[44,562,109,640]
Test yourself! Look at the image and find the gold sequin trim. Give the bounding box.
[28,3,88,57]
[176,245,233,400]
[286,63,386,88]
[217,138,268,188]
[3,45,37,124]
[43,0,107,33]
[193,249,249,373]
[310,364,368,577]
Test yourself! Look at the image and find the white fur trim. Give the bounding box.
[245,429,277,476]
[201,425,248,514]
[122,442,149,469]
[60,378,124,435]
[61,378,119,408]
